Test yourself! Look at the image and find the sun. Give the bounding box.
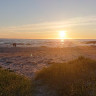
[59,31,66,39]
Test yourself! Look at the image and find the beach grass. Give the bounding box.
[1,56,96,96]
[35,56,96,96]
[0,67,32,96]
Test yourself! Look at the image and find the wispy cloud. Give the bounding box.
[0,16,96,35]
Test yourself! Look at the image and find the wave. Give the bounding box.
[0,39,96,48]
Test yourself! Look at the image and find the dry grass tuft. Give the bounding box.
[35,56,96,96]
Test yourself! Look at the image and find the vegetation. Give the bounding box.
[1,56,96,96]
[0,67,32,96]
[35,56,96,96]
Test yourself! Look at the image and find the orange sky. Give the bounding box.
[0,1,96,39]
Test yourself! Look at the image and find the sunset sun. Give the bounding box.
[59,31,66,39]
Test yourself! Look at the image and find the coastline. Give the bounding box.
[0,46,96,78]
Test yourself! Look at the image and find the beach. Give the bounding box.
[0,46,96,78]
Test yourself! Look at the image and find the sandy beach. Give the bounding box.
[0,46,96,78]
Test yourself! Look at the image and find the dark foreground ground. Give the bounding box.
[1,57,96,96]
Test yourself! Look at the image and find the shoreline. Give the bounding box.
[0,46,96,78]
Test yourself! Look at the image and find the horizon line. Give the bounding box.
[0,38,96,40]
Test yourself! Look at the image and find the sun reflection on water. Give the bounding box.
[61,39,64,43]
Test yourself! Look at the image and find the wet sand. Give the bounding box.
[0,46,96,78]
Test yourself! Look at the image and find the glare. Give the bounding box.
[59,31,66,39]
[61,39,64,42]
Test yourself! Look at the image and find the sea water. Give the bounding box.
[0,39,96,48]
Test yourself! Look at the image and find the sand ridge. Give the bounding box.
[0,46,96,78]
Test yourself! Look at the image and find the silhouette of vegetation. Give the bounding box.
[0,67,32,96]
[35,57,96,96]
[1,57,96,96]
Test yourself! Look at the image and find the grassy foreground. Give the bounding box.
[0,68,32,96]
[1,57,96,96]
[35,57,96,96]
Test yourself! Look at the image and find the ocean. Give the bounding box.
[0,39,96,48]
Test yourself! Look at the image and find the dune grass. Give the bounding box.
[0,67,32,96]
[35,56,96,96]
[1,56,96,96]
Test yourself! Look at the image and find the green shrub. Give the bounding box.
[0,68,32,96]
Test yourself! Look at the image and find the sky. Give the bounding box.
[0,0,96,39]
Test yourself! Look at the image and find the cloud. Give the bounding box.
[0,16,96,34]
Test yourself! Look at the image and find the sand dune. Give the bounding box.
[0,46,96,78]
